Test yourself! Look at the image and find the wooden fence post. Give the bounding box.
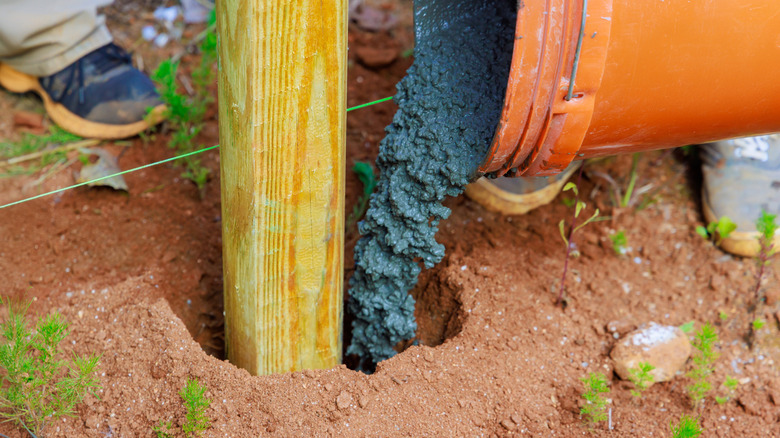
[216,0,346,375]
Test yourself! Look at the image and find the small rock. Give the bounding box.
[84,414,100,429]
[354,46,399,68]
[359,396,369,408]
[765,287,780,306]
[13,110,44,130]
[424,350,434,362]
[336,391,352,410]
[500,419,516,430]
[611,322,691,385]
[581,230,599,245]
[593,323,606,336]
[606,320,636,337]
[324,383,333,391]
[457,399,467,408]
[511,413,523,424]
[709,274,725,292]
[161,250,178,263]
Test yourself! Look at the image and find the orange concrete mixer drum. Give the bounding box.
[481,0,780,177]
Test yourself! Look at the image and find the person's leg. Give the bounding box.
[701,135,780,257]
[0,0,112,77]
[0,0,166,139]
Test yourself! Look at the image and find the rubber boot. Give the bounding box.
[701,135,780,257]
[464,163,580,215]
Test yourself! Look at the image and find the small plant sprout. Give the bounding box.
[754,210,777,304]
[686,323,719,409]
[580,372,610,427]
[153,420,175,438]
[557,179,601,305]
[718,311,728,322]
[679,321,695,333]
[609,230,628,256]
[181,377,212,437]
[150,10,217,192]
[628,362,655,398]
[695,216,737,245]
[752,318,766,332]
[670,414,703,438]
[0,299,101,436]
[715,375,739,405]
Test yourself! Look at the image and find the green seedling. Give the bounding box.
[679,321,695,333]
[557,180,601,305]
[695,216,736,245]
[715,375,739,405]
[750,210,777,346]
[580,372,610,427]
[628,361,655,398]
[620,153,640,208]
[754,210,777,303]
[181,377,211,437]
[609,230,628,256]
[670,414,703,438]
[346,161,378,230]
[0,299,101,436]
[153,420,175,438]
[0,126,82,177]
[150,10,217,192]
[686,323,719,409]
[718,311,728,322]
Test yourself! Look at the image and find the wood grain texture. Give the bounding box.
[217,0,346,375]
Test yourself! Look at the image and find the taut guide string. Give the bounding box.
[0,96,394,210]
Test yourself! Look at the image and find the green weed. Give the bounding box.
[670,414,702,438]
[695,216,736,245]
[151,10,217,192]
[679,321,695,334]
[609,230,628,256]
[346,161,377,230]
[715,375,738,405]
[557,180,601,305]
[751,210,777,346]
[181,377,211,437]
[754,210,777,302]
[153,420,175,438]
[686,323,718,409]
[620,153,640,208]
[580,372,610,427]
[0,299,101,436]
[718,311,728,322]
[628,361,655,398]
[0,126,81,176]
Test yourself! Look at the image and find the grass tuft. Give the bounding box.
[0,299,100,436]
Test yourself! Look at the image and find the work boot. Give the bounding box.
[0,43,166,140]
[700,135,780,257]
[464,163,581,215]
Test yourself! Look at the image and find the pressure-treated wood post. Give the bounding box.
[216,0,346,375]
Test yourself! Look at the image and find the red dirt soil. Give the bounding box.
[1,2,779,437]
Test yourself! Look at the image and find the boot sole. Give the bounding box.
[701,196,778,258]
[464,164,580,215]
[0,63,166,140]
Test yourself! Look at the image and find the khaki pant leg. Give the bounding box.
[0,0,113,76]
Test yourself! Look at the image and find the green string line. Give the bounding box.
[0,96,393,210]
